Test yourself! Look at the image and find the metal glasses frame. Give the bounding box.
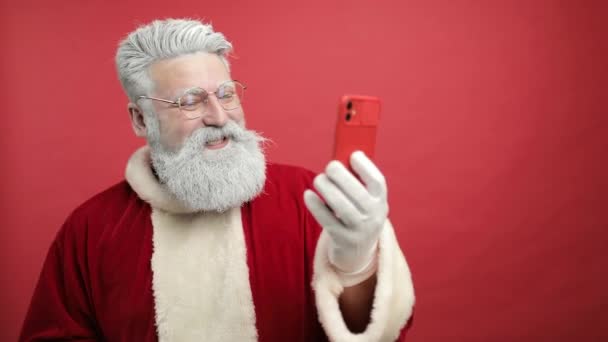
[138,80,246,119]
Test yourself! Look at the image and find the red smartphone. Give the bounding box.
[333,95,381,168]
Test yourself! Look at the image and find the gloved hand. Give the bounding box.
[304,151,389,285]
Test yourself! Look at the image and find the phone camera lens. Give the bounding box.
[345,113,352,121]
[346,101,353,110]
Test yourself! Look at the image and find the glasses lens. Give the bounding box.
[217,81,245,110]
[178,89,207,119]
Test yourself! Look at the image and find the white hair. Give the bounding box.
[115,18,233,102]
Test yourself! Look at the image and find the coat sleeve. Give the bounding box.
[19,214,100,341]
[312,219,415,342]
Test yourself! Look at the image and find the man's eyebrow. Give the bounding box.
[167,87,197,99]
[167,81,232,98]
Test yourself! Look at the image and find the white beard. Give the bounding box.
[147,119,267,213]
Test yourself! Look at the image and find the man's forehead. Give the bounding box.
[149,52,231,96]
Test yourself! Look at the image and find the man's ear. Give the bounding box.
[128,103,147,137]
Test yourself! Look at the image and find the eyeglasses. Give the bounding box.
[138,80,246,120]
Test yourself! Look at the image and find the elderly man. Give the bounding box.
[20,19,414,341]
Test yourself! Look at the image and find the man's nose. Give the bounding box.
[201,96,228,127]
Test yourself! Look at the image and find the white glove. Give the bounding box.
[304,151,388,286]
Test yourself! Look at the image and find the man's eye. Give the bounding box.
[180,93,204,107]
[184,95,197,104]
[218,86,236,99]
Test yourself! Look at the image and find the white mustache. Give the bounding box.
[187,121,252,147]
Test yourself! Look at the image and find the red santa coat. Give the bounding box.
[20,147,414,341]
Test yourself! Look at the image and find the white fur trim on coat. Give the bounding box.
[313,220,415,342]
[151,207,258,342]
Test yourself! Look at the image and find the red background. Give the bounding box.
[1,0,607,340]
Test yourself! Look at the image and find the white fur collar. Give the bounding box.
[151,207,258,342]
[125,146,194,214]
